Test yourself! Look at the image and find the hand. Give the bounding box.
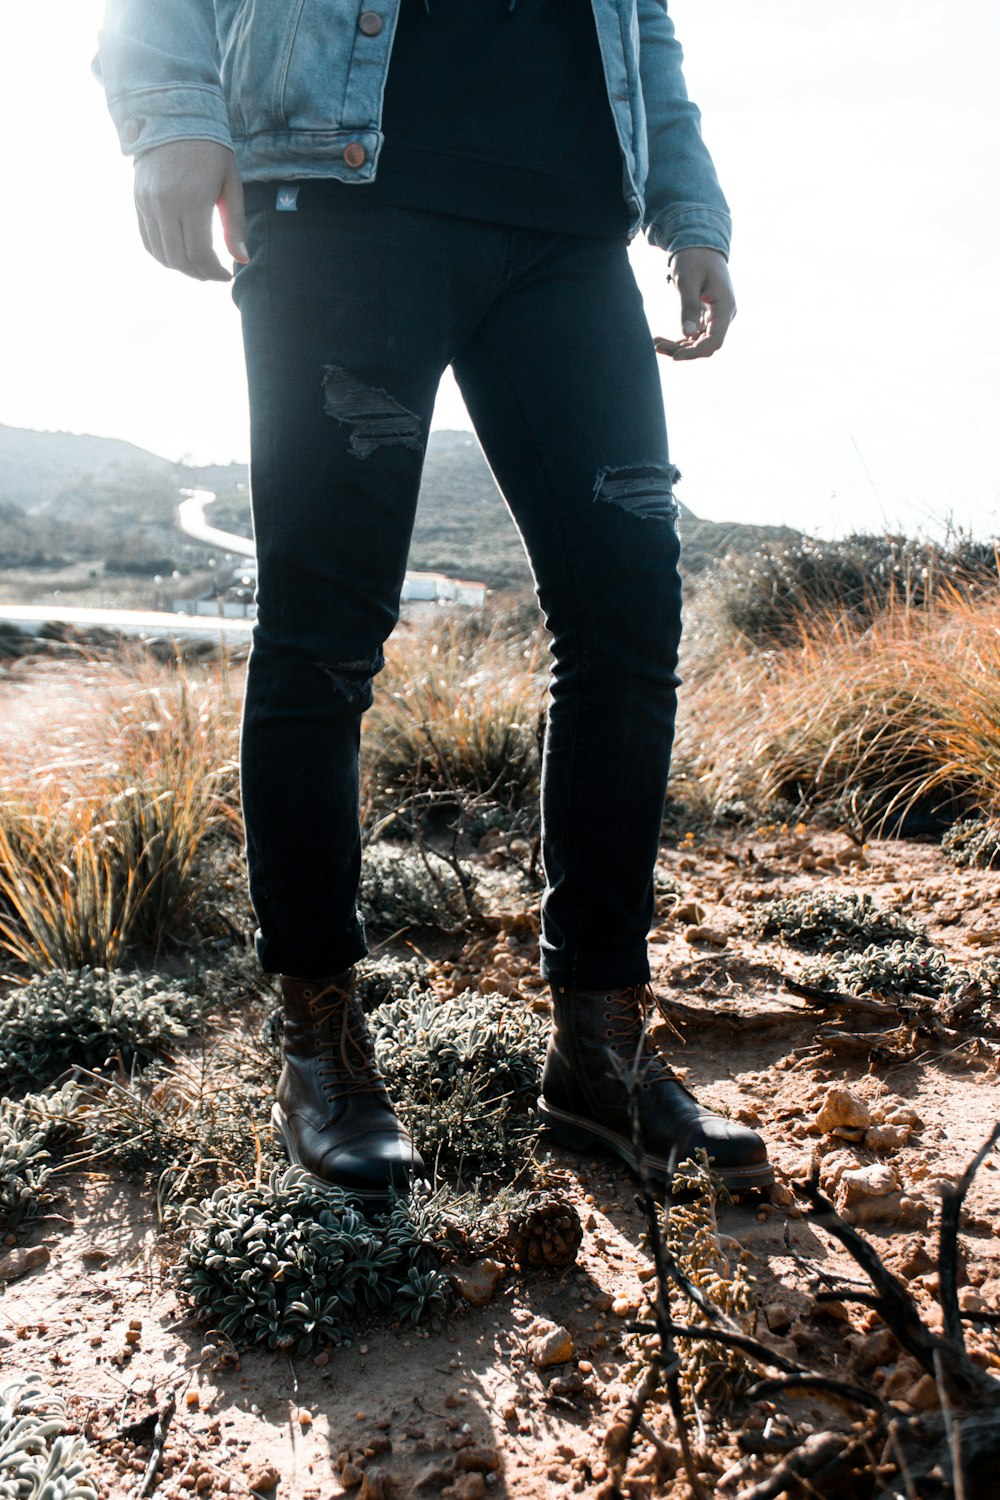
[654,246,736,360]
[133,140,248,282]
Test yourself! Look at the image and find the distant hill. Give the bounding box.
[0,422,799,586]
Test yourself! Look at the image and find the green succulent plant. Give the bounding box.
[179,1166,449,1353]
[0,967,201,1092]
[358,844,477,933]
[353,951,436,1014]
[370,989,546,1188]
[942,816,1000,870]
[800,938,1000,1000]
[746,890,923,952]
[0,1375,97,1499]
[0,1087,82,1230]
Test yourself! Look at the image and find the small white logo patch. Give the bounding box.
[275,186,300,212]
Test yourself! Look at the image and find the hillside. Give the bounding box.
[0,422,799,592]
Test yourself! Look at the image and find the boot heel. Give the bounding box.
[537,1100,600,1152]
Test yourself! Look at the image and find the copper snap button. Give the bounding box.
[342,142,367,169]
[358,11,383,35]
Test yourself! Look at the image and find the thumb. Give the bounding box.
[218,159,249,264]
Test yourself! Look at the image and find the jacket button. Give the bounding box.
[358,11,383,35]
[123,118,142,143]
[342,142,367,169]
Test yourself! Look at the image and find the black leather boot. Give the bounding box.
[271,970,425,1205]
[538,984,773,1191]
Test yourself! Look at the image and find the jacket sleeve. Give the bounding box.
[636,0,732,258]
[94,0,233,159]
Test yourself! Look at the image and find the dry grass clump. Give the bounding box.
[695,530,999,650]
[0,666,240,971]
[678,590,1000,832]
[362,610,547,820]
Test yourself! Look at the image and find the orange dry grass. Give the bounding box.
[0,661,240,971]
[363,612,548,815]
[677,590,1000,829]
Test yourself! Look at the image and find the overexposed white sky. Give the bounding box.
[1,1,998,538]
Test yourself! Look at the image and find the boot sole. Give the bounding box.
[270,1104,416,1209]
[536,1098,775,1193]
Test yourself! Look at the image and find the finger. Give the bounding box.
[136,208,157,262]
[219,166,249,264]
[140,211,169,270]
[180,210,233,282]
[679,286,706,339]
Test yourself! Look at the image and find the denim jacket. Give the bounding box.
[95,0,731,256]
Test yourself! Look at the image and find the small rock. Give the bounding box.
[247,1467,280,1494]
[340,1463,365,1490]
[865,1124,910,1152]
[959,1288,989,1315]
[683,925,728,948]
[442,1477,485,1500]
[79,1244,111,1267]
[764,1303,793,1335]
[904,1374,940,1411]
[359,1471,390,1500]
[415,1462,455,1490]
[448,1260,505,1308]
[815,1086,872,1134]
[530,1324,575,1368]
[0,1245,51,1283]
[673,900,706,924]
[455,1448,501,1474]
[837,1163,900,1204]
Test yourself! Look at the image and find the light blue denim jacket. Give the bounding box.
[96,0,731,257]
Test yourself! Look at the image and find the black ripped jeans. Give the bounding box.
[234,186,683,989]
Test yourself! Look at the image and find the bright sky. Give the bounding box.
[1,1,998,539]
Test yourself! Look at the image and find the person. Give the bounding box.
[96,0,772,1207]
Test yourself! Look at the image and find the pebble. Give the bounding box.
[247,1467,280,1493]
[448,1260,506,1308]
[0,1245,51,1283]
[815,1086,872,1134]
[455,1448,501,1474]
[530,1324,575,1368]
[683,924,728,948]
[443,1476,485,1500]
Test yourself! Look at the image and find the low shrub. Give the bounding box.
[800,940,1000,1000]
[746,891,924,952]
[942,816,1000,870]
[0,1086,82,1231]
[0,1375,98,1499]
[0,968,201,1092]
[179,1167,449,1353]
[371,989,546,1189]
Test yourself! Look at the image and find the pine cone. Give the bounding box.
[506,1193,583,1270]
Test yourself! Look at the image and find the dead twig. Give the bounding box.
[127,1392,176,1500]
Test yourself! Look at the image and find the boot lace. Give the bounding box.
[602,984,681,1090]
[308,983,388,1100]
